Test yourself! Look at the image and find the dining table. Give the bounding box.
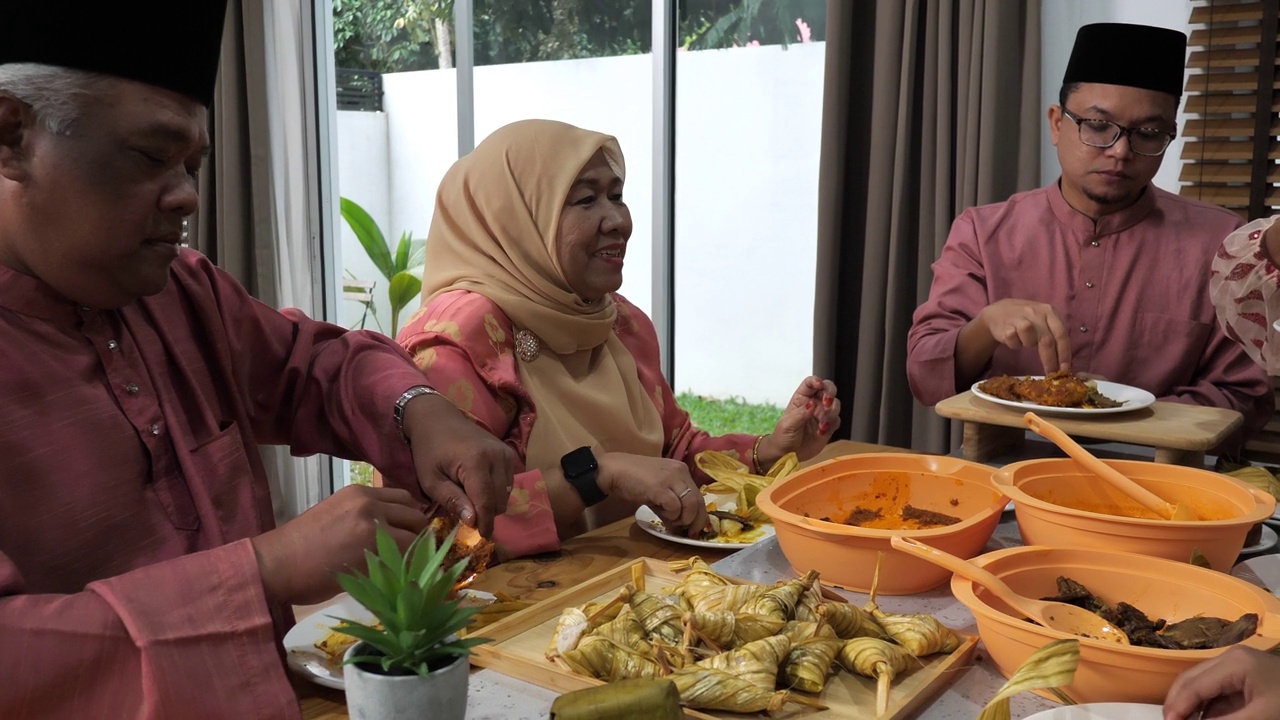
[293,438,1277,719]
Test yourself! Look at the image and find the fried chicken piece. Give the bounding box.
[1012,371,1091,408]
[977,375,1021,401]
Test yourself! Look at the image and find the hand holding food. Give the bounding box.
[1163,646,1280,720]
[401,391,517,537]
[251,485,431,606]
[978,298,1073,375]
[598,452,710,538]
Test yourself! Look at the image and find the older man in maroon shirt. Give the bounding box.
[0,2,514,718]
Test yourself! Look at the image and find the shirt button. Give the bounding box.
[107,340,120,351]
[1251,230,1262,241]
[1079,326,1088,333]
[148,423,161,435]
[1085,281,1094,289]
[1089,240,1100,247]
[125,383,139,394]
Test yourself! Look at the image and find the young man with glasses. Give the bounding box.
[907,22,1271,450]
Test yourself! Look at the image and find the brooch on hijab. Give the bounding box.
[514,329,540,362]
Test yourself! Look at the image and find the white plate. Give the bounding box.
[971,377,1156,416]
[1232,554,1280,596]
[1240,524,1279,555]
[1024,703,1162,720]
[635,493,776,550]
[283,590,496,689]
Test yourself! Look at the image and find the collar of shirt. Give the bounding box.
[1048,179,1158,237]
[0,262,90,326]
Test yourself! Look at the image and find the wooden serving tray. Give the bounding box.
[470,557,977,719]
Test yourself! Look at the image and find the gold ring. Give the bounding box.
[677,487,694,500]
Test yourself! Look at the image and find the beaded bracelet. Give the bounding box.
[752,434,766,474]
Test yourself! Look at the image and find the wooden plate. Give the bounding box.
[469,557,977,719]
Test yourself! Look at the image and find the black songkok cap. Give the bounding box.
[0,0,230,107]
[1063,23,1187,98]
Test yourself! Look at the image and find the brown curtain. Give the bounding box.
[193,0,279,305]
[190,0,330,521]
[814,0,1042,454]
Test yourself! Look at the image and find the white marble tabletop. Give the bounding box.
[461,513,1062,719]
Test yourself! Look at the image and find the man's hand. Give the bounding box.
[401,392,516,537]
[251,485,430,606]
[1163,646,1280,720]
[978,299,1073,375]
[598,452,709,539]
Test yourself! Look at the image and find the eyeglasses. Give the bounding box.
[1060,108,1175,157]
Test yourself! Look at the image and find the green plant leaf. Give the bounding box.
[340,197,394,281]
[389,271,423,314]
[333,621,401,659]
[393,232,412,273]
[337,573,395,621]
[332,524,493,677]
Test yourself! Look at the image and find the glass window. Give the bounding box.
[673,0,827,432]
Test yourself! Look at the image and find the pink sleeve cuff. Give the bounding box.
[493,469,560,557]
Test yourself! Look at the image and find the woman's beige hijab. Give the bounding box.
[420,119,664,487]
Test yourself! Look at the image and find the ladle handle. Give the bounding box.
[890,536,1037,617]
[1255,612,1280,641]
[1023,411,1175,519]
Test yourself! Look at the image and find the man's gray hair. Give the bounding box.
[0,63,111,135]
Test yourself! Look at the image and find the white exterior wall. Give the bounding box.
[1040,1,1196,192]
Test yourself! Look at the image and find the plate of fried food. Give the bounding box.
[972,371,1155,416]
[635,491,777,549]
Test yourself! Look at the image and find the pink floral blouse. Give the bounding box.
[397,290,757,558]
[1210,216,1280,375]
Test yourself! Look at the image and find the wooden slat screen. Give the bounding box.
[1180,0,1280,221]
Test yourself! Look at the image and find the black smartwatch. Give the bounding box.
[561,446,606,507]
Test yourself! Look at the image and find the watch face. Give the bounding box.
[562,446,597,478]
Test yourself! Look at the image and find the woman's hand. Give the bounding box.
[756,376,841,468]
[1163,646,1280,720]
[597,452,710,539]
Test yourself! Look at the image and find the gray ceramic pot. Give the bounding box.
[343,641,469,720]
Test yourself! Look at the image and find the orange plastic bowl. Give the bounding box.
[756,453,1006,594]
[993,459,1274,572]
[951,545,1280,704]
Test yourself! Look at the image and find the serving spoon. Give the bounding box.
[1023,411,1197,521]
[890,536,1130,644]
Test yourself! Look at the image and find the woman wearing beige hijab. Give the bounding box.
[397,119,840,558]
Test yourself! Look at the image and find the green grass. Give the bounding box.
[676,392,781,436]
